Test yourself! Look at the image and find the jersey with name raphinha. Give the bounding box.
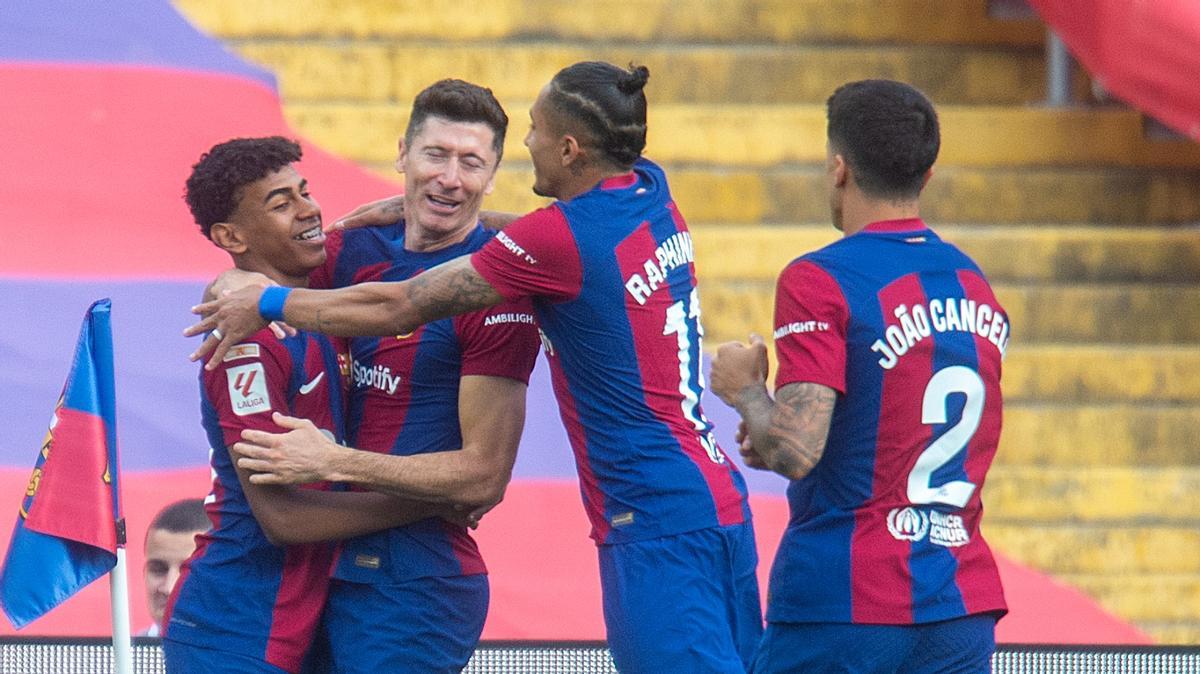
[311,223,539,583]
[767,218,1009,625]
[165,328,345,673]
[471,158,750,545]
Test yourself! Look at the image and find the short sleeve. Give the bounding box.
[470,205,583,303]
[773,260,850,393]
[453,297,541,383]
[201,331,293,446]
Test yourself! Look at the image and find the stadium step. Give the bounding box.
[985,525,1200,575]
[689,225,1200,283]
[986,466,1200,523]
[700,281,1200,345]
[1003,346,1200,404]
[1055,574,1200,623]
[361,164,1200,226]
[285,102,1200,169]
[233,42,1048,105]
[997,405,1200,466]
[176,0,1043,46]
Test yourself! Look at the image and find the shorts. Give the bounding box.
[751,612,998,674]
[313,574,489,674]
[598,521,762,673]
[162,638,290,674]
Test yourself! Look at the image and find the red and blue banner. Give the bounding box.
[0,300,122,629]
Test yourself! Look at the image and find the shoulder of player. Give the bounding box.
[202,331,294,375]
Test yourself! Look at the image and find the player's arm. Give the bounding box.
[710,336,836,480]
[233,448,452,546]
[187,256,504,367]
[235,374,527,505]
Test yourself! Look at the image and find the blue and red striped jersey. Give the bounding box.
[165,328,344,672]
[767,219,1009,624]
[313,223,539,583]
[471,158,750,545]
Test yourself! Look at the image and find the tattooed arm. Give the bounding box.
[710,336,837,481]
[287,256,504,337]
[732,383,836,481]
[188,256,504,366]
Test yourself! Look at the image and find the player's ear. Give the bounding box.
[831,153,848,189]
[560,133,582,167]
[920,167,934,191]
[209,221,247,254]
[394,137,408,176]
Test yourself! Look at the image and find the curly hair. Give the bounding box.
[826,80,940,201]
[185,136,303,239]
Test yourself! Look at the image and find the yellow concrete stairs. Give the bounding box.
[176,0,1200,644]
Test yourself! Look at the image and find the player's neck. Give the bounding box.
[234,259,309,289]
[556,162,627,203]
[838,193,921,237]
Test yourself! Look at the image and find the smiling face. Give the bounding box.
[397,116,499,250]
[213,164,325,286]
[524,86,567,199]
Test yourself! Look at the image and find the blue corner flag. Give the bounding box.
[0,299,124,629]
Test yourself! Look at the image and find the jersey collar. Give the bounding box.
[861,218,927,233]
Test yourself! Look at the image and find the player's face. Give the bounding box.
[143,528,202,627]
[228,165,326,284]
[525,87,564,199]
[398,116,498,241]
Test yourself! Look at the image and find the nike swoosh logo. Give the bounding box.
[299,372,325,395]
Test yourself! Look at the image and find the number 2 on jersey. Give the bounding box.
[907,365,984,508]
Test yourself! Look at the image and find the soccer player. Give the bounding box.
[260,80,539,674]
[164,137,454,674]
[190,63,762,672]
[709,79,1008,673]
[141,498,208,637]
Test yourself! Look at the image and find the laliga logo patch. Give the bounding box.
[887,507,929,542]
[226,362,272,417]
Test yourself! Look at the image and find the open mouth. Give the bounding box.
[294,225,323,242]
[426,193,461,212]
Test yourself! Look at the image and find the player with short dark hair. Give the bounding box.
[141,498,208,637]
[710,79,1008,673]
[164,136,449,674]
[191,63,763,673]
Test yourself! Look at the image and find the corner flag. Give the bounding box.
[0,299,124,629]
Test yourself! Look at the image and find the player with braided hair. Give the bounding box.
[191,62,763,673]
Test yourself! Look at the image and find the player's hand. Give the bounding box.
[331,194,405,231]
[442,500,498,530]
[710,334,770,406]
[185,285,272,368]
[234,412,343,484]
[200,271,296,341]
[478,210,520,230]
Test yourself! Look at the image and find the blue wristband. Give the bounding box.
[258,286,292,322]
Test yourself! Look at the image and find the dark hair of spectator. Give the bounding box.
[405,79,508,160]
[826,79,940,200]
[148,498,209,537]
[185,136,303,239]
[547,61,650,169]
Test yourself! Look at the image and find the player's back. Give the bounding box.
[532,158,749,544]
[769,219,1008,625]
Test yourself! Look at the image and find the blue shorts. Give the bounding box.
[312,574,488,674]
[162,638,289,674]
[751,613,998,674]
[598,521,762,673]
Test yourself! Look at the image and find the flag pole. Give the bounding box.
[110,517,133,674]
